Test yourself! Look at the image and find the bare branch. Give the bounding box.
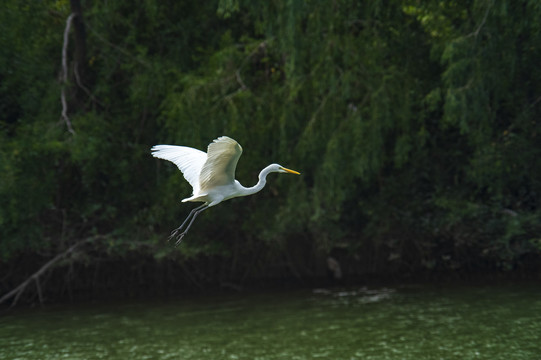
[467,0,494,39]
[235,69,248,91]
[73,61,103,107]
[60,13,77,135]
[0,238,97,307]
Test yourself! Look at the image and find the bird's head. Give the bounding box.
[271,164,300,175]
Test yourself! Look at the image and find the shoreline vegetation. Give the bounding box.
[2,238,539,307]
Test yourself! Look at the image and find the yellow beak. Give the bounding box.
[280,167,300,175]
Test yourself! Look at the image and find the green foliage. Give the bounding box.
[1,0,540,283]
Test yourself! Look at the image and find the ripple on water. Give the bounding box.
[1,284,540,360]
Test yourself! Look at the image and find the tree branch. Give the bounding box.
[60,13,77,135]
[0,239,95,307]
[73,61,102,107]
[467,0,494,39]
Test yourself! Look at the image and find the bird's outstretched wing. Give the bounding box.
[151,145,207,194]
[199,136,243,191]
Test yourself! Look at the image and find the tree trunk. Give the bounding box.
[70,0,88,104]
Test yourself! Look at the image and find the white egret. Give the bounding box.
[151,136,300,245]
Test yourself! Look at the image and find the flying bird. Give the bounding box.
[151,136,300,245]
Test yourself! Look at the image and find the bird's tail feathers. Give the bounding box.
[182,193,208,203]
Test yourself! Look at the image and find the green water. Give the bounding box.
[1,283,540,359]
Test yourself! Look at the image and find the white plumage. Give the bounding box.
[149,144,207,194]
[151,136,300,244]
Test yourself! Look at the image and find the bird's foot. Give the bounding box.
[174,233,186,246]
[168,227,181,241]
[168,228,187,246]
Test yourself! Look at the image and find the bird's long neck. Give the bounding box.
[239,165,275,196]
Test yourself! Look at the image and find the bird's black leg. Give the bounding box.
[170,204,209,245]
[173,206,209,246]
[169,204,207,243]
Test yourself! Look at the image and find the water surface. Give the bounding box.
[1,283,540,359]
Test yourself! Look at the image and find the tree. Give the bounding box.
[1,0,540,304]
